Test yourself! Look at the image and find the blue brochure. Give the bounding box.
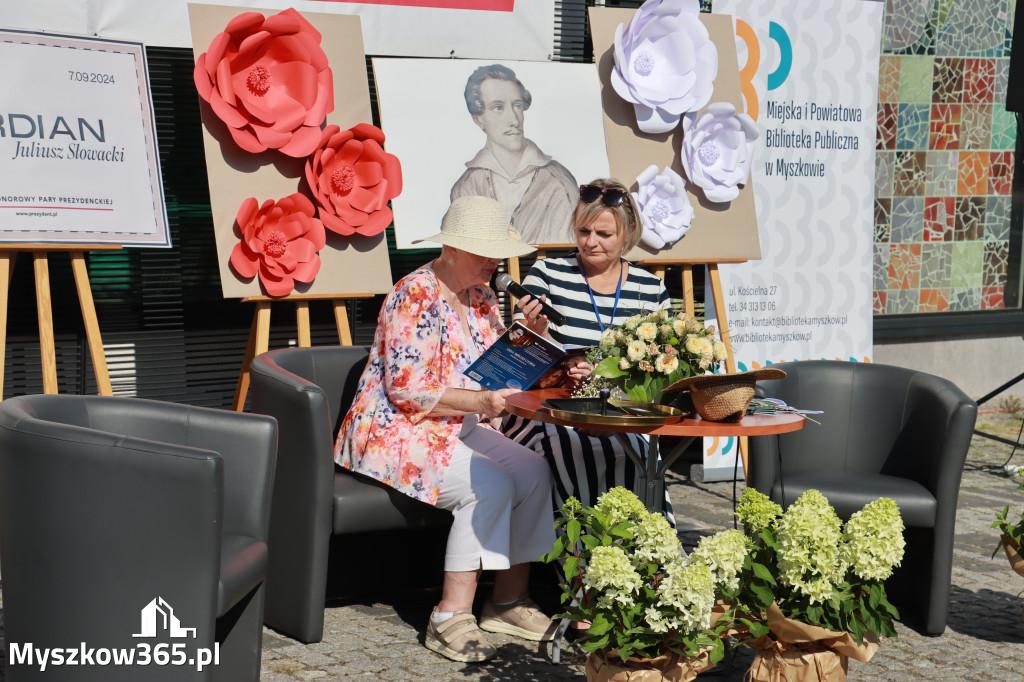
[465,321,587,391]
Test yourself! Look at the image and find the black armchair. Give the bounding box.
[248,345,452,644]
[747,360,977,635]
[0,394,277,681]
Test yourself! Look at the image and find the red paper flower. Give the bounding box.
[194,8,334,157]
[230,194,327,297]
[305,123,403,237]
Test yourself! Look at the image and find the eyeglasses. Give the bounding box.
[579,184,629,208]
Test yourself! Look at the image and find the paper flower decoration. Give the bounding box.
[632,164,694,250]
[194,8,334,157]
[305,123,403,237]
[230,193,327,297]
[680,103,758,203]
[610,0,718,134]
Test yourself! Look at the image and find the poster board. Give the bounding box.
[588,8,760,262]
[375,58,612,249]
[188,4,394,298]
[0,30,169,247]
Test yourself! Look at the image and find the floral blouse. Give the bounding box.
[334,263,506,504]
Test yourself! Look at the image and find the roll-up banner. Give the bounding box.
[702,0,882,481]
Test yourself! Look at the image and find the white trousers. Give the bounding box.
[435,417,555,572]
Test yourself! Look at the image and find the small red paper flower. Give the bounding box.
[305,123,403,237]
[194,8,334,157]
[230,193,327,297]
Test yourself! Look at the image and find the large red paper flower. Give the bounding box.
[194,8,334,157]
[230,194,327,297]
[305,123,403,237]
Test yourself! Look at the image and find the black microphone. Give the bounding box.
[495,273,567,326]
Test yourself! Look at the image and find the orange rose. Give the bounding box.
[194,8,334,157]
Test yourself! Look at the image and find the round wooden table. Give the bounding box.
[504,388,805,512]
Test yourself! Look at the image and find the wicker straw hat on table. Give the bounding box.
[665,368,787,422]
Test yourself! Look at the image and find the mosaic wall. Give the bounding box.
[875,0,1017,314]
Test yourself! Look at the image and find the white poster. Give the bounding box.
[375,59,610,248]
[0,0,555,61]
[0,30,169,247]
[702,0,882,480]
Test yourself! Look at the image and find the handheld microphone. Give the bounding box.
[495,273,567,326]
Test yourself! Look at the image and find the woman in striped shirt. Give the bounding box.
[504,178,674,519]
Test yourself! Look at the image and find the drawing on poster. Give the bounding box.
[374,58,611,249]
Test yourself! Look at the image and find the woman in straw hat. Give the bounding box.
[335,196,558,664]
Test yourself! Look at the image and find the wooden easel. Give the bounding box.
[639,258,752,478]
[231,293,375,411]
[0,245,118,400]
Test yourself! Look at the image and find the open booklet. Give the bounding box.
[465,321,589,391]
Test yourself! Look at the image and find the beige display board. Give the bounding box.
[188,4,394,300]
[588,7,761,264]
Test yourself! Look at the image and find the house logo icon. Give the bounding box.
[133,597,197,638]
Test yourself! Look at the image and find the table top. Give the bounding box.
[504,388,805,437]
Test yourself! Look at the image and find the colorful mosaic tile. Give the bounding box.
[963,58,996,102]
[951,241,984,287]
[932,57,964,103]
[956,151,990,195]
[886,289,919,314]
[949,287,981,311]
[954,196,986,240]
[982,286,1005,309]
[929,103,961,148]
[960,103,992,149]
[921,242,953,287]
[879,56,901,103]
[992,105,1017,149]
[873,291,887,316]
[919,288,950,312]
[877,103,898,150]
[894,151,927,196]
[899,56,935,102]
[989,151,1014,194]
[876,151,895,197]
[923,197,955,241]
[993,57,1010,104]
[984,240,1009,289]
[892,197,925,242]
[874,243,890,290]
[986,196,1012,241]
[925,150,959,195]
[888,243,922,289]
[884,0,935,54]
[875,198,892,243]
[899,103,932,149]
[936,1,1005,57]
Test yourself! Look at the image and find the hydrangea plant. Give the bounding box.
[544,488,744,662]
[722,488,905,645]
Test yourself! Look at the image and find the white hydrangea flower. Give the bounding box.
[611,0,718,133]
[632,164,694,250]
[681,102,758,203]
[634,511,683,567]
[686,529,747,591]
[585,545,643,608]
[842,497,906,582]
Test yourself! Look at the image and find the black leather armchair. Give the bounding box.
[248,345,452,644]
[747,360,977,635]
[0,394,277,681]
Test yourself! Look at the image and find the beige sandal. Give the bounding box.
[425,610,497,663]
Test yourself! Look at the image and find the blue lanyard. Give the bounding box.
[578,255,623,333]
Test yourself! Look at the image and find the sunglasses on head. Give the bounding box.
[579,184,629,208]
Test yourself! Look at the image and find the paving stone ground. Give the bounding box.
[259,413,1024,681]
[4,415,1024,680]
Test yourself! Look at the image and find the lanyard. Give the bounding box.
[578,255,623,333]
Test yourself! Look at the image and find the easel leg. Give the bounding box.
[0,253,11,401]
[296,300,311,347]
[706,263,748,483]
[33,252,58,394]
[682,265,695,318]
[70,252,112,396]
[333,300,352,346]
[232,301,272,411]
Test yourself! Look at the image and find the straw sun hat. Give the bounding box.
[412,196,536,259]
[665,368,788,422]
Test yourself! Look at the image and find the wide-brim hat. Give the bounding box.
[411,196,536,259]
[665,367,787,395]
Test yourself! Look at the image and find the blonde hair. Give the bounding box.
[568,178,643,253]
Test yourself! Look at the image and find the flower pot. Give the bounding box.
[585,649,711,682]
[1001,535,1024,578]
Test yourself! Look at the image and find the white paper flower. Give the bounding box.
[681,102,758,203]
[611,0,718,134]
[632,164,694,250]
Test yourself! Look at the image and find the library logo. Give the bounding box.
[134,597,197,638]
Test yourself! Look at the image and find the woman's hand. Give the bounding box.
[515,293,550,336]
[478,388,519,419]
[565,359,593,388]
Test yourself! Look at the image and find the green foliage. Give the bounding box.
[992,470,1024,559]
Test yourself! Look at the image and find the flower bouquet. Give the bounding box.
[721,489,905,682]
[582,308,727,404]
[992,469,1024,579]
[544,487,745,681]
